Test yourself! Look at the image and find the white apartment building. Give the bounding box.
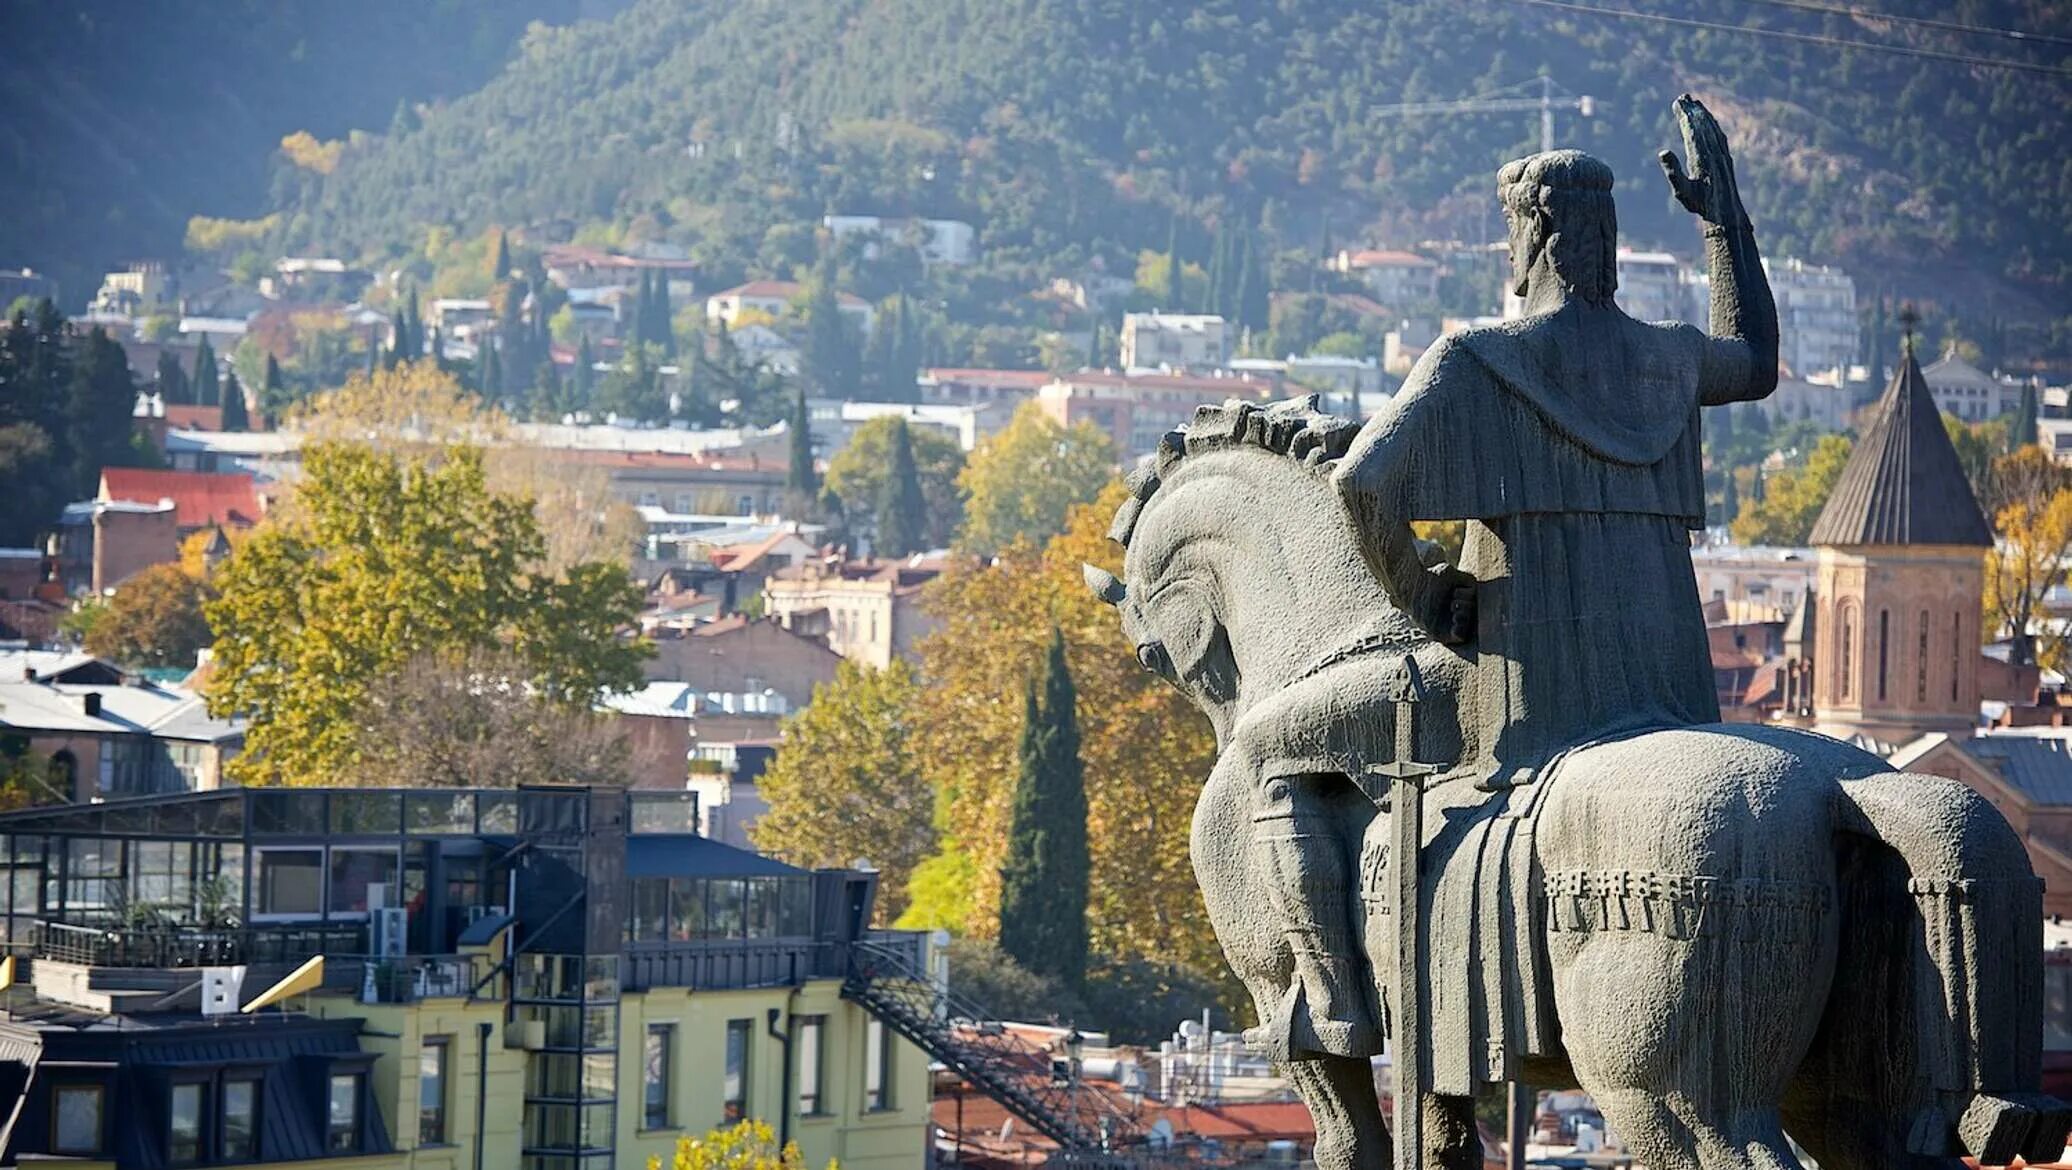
[1330,249,1441,307]
[1615,248,1690,324]
[822,215,978,266]
[1120,312,1229,371]
[1765,257,1857,379]
[1922,351,2019,422]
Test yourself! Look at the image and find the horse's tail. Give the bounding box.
[1833,770,2070,1164]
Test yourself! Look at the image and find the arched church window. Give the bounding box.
[1917,610,1930,703]
[1876,609,1890,701]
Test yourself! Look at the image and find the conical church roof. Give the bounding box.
[1808,340,1992,548]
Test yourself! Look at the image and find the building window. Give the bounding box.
[644,1024,674,1129]
[865,1018,893,1111]
[1877,609,1890,701]
[797,1016,826,1114]
[52,1084,103,1155]
[723,1019,752,1123]
[1953,611,1964,702]
[328,848,400,915]
[327,1073,361,1152]
[254,848,323,917]
[170,1082,206,1166]
[1917,610,1931,703]
[222,1077,259,1161]
[1838,607,1855,700]
[419,1036,450,1144]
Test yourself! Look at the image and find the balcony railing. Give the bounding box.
[33,920,366,968]
[620,929,932,993]
[320,952,498,1003]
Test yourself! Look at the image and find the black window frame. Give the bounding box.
[326,1071,363,1153]
[722,1018,751,1124]
[865,1017,893,1112]
[419,1035,451,1145]
[50,1082,105,1156]
[643,1023,674,1130]
[169,1079,208,1167]
[796,1015,827,1116]
[221,1074,261,1163]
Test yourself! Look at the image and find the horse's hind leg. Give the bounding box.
[1284,1056,1390,1170]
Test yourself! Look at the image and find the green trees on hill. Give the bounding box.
[874,418,928,557]
[999,627,1090,988]
[248,0,2072,367]
[0,302,151,545]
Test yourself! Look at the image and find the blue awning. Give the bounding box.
[625,834,805,879]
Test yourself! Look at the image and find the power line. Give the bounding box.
[1730,0,2072,49]
[1501,0,2072,77]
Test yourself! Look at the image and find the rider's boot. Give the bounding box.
[1250,779,1382,1061]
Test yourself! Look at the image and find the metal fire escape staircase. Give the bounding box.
[840,939,1143,1154]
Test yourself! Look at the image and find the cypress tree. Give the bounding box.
[482,341,503,398]
[491,230,512,281]
[534,361,564,422]
[219,369,248,432]
[154,349,190,405]
[191,336,220,411]
[875,418,927,557]
[1720,467,1739,527]
[1086,319,1104,371]
[1751,465,1767,505]
[1205,223,1228,316]
[66,328,138,495]
[261,353,288,418]
[653,272,676,356]
[574,335,595,410]
[803,250,857,398]
[1238,230,1269,336]
[2014,382,2040,452]
[785,386,817,517]
[998,627,1089,987]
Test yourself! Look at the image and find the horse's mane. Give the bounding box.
[1108,395,1361,548]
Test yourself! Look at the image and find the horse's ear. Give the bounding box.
[1083,564,1126,606]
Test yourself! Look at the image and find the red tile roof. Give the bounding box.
[99,468,262,529]
[712,280,868,308]
[924,368,1054,387]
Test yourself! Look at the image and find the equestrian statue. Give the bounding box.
[1084,95,2071,1169]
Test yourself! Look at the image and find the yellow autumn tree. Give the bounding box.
[1984,445,2072,672]
[291,361,641,572]
[903,480,1222,980]
[1729,433,1854,546]
[648,1120,824,1170]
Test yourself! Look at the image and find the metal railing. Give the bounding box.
[33,920,366,968]
[320,952,496,1003]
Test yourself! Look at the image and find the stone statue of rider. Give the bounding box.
[1334,96,1780,787]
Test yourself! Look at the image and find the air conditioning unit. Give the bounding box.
[371,908,408,958]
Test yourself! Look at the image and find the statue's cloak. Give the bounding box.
[1337,307,1718,785]
[1352,308,1710,525]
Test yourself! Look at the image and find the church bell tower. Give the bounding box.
[1805,314,1993,744]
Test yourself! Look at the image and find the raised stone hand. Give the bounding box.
[1657,94,1750,232]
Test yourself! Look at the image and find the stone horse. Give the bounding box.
[1086,397,2066,1170]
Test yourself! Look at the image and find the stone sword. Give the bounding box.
[1364,655,1439,1170]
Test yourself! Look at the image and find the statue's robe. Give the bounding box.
[1337,304,1718,786]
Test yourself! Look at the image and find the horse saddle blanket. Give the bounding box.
[1362,759,1564,1096]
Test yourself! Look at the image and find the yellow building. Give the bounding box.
[0,786,933,1170]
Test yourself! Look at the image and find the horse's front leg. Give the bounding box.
[1421,1093,1484,1169]
[1286,1057,1393,1170]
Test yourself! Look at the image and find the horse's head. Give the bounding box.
[1086,397,1428,741]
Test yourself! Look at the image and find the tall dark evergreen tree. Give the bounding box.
[1236,230,1269,337]
[875,418,928,557]
[219,368,249,432]
[998,627,1089,987]
[191,336,220,412]
[481,341,503,400]
[154,349,190,405]
[784,386,818,518]
[67,327,139,494]
[534,360,564,422]
[802,250,858,398]
[0,301,74,544]
[1158,216,1180,308]
[573,335,596,411]
[1719,467,1739,527]
[490,230,512,281]
[1086,319,1104,370]
[2014,382,2040,452]
[261,353,288,420]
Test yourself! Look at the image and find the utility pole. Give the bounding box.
[1369,77,1597,154]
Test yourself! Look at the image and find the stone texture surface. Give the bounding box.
[1089,96,2058,1170]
